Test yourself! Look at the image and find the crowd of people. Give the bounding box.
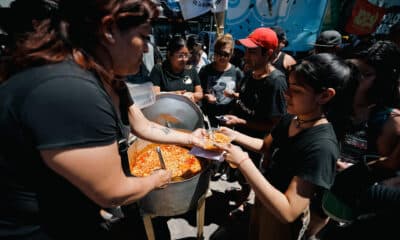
[1,0,400,240]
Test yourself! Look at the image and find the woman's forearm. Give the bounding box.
[128,105,191,145]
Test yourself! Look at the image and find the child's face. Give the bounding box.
[285,75,322,116]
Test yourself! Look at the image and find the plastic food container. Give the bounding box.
[126,82,156,109]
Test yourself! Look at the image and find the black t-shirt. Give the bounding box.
[0,60,125,239]
[126,64,151,84]
[150,60,201,92]
[232,69,287,138]
[266,114,338,192]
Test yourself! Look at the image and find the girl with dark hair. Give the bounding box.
[0,0,205,239]
[363,41,400,156]
[0,0,61,82]
[338,40,400,169]
[321,110,400,240]
[216,53,356,240]
[150,36,203,103]
[365,40,400,110]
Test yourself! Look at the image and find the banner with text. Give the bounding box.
[179,0,228,20]
[225,0,328,52]
[345,0,385,35]
[374,6,400,36]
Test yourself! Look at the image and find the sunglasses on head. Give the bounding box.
[215,50,231,58]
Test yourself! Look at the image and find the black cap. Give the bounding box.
[270,26,289,47]
[314,30,342,47]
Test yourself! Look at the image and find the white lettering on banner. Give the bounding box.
[211,0,228,13]
[179,0,227,20]
[192,0,212,8]
[375,7,400,35]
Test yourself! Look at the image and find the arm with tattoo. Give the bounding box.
[128,105,200,146]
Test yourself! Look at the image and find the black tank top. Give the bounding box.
[272,52,288,77]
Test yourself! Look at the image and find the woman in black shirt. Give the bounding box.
[217,54,355,240]
[150,36,203,103]
[0,1,205,239]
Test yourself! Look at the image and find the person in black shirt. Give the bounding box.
[270,26,296,80]
[217,53,355,240]
[218,28,287,207]
[0,1,205,239]
[127,62,151,84]
[224,28,287,138]
[150,36,203,103]
[321,109,400,240]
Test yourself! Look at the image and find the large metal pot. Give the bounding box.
[128,139,211,217]
[141,93,204,130]
[130,94,210,216]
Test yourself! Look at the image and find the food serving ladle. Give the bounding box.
[156,146,167,169]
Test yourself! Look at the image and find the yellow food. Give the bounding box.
[204,132,231,151]
[129,144,202,181]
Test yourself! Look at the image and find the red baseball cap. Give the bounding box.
[237,27,278,50]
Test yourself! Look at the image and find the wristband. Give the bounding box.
[232,157,250,168]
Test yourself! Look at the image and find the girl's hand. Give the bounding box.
[151,169,172,189]
[224,114,246,126]
[215,143,249,168]
[216,126,237,141]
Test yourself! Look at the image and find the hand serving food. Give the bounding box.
[187,128,207,148]
[204,131,232,151]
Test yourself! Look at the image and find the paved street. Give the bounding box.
[111,165,255,240]
[165,170,255,240]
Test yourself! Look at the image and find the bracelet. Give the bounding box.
[236,157,250,168]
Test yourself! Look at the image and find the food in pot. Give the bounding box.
[130,144,202,181]
[204,132,231,151]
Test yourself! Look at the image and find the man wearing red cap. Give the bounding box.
[223,27,287,139]
[221,27,287,208]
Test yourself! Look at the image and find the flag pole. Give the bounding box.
[214,10,225,37]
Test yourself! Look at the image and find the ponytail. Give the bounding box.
[327,60,361,140]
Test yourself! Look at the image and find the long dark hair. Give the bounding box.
[364,41,400,109]
[290,53,360,139]
[1,0,158,84]
[0,0,65,81]
[166,36,188,59]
